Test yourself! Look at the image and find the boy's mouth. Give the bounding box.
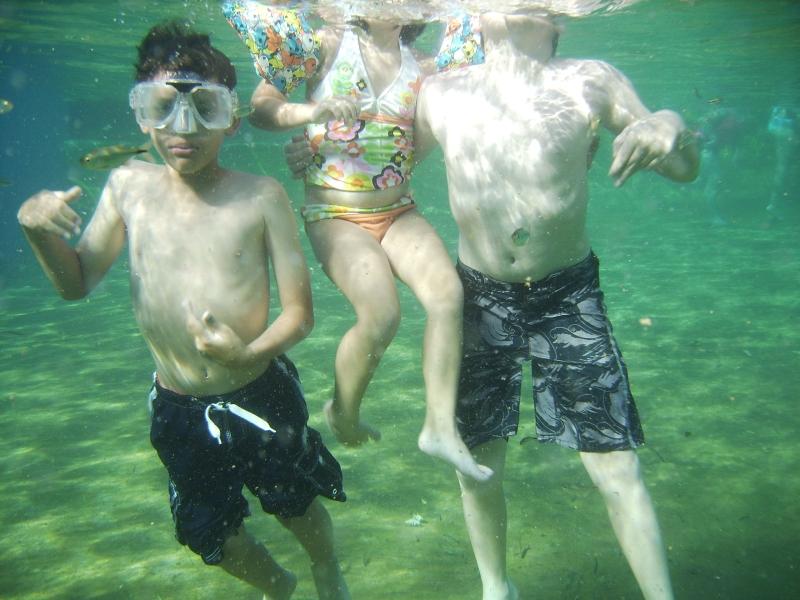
[169,143,196,157]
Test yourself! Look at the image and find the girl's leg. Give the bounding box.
[306,218,400,445]
[382,210,492,481]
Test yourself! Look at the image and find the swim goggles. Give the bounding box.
[129,78,238,133]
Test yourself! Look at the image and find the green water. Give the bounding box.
[1,1,799,599]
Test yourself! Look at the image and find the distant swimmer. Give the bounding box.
[766,105,798,220]
[697,106,743,225]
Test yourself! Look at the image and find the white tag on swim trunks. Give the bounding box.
[204,401,277,445]
[204,403,225,444]
[226,402,276,433]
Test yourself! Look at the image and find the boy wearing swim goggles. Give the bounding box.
[129,75,239,134]
[128,64,241,174]
[17,20,350,600]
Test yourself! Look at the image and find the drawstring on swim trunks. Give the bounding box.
[204,402,276,445]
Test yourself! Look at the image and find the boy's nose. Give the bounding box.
[171,100,197,134]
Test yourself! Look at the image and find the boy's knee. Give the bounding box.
[582,450,643,495]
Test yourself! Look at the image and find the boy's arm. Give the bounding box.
[248,183,314,360]
[591,61,700,187]
[413,79,440,164]
[188,183,312,369]
[17,182,126,300]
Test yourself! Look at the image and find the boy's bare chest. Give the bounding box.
[440,89,592,166]
[124,197,264,267]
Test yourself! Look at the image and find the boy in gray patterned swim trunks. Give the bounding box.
[415,10,699,600]
[456,251,644,453]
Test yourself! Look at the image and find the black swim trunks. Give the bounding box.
[456,252,644,453]
[149,355,345,565]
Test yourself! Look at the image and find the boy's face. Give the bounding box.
[131,70,239,175]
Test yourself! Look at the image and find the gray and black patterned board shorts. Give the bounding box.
[456,252,645,453]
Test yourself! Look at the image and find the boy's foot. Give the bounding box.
[311,558,351,600]
[418,425,493,482]
[324,400,381,446]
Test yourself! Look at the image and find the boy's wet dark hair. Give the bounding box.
[134,21,237,89]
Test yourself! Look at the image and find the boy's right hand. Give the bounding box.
[17,186,83,239]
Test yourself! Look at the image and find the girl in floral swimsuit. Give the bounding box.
[225,2,491,482]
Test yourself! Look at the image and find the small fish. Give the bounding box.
[80,142,151,171]
[0,177,11,187]
[0,98,12,114]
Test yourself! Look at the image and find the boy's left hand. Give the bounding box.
[185,305,256,368]
[610,112,683,187]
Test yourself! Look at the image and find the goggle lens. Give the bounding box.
[130,81,236,131]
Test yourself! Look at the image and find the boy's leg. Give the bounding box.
[306,218,399,446]
[457,439,518,600]
[579,450,674,600]
[277,498,350,600]
[219,524,297,600]
[383,210,492,482]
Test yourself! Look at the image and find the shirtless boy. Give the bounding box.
[413,11,699,600]
[17,21,349,600]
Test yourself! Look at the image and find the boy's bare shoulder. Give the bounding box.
[225,169,285,196]
[550,57,620,83]
[424,65,479,92]
[104,159,165,199]
[108,157,163,179]
[223,170,291,215]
